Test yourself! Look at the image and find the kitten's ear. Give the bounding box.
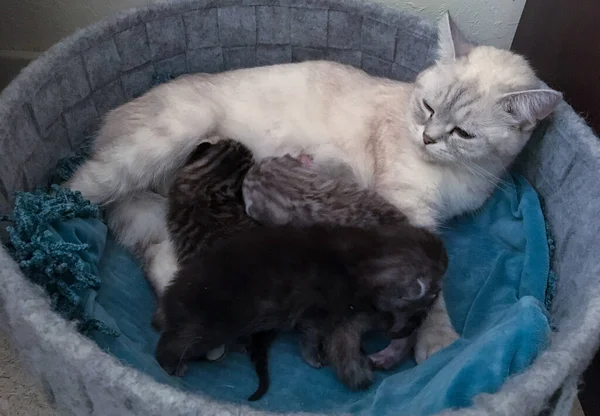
[437,12,474,63]
[499,89,563,131]
[402,278,428,301]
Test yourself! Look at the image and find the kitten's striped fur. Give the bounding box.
[167,139,256,266]
[243,154,407,229]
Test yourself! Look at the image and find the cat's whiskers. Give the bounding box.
[471,162,512,192]
[460,159,511,192]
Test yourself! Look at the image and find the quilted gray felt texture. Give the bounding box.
[0,0,598,415]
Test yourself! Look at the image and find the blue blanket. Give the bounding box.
[7,173,552,415]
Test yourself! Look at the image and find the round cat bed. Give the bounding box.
[0,1,599,415]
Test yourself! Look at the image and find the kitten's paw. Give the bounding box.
[301,352,325,369]
[368,338,412,370]
[414,324,458,364]
[338,356,374,390]
[369,351,399,370]
[206,345,227,361]
[301,345,326,368]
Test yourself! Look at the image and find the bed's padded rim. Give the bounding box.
[1,0,600,415]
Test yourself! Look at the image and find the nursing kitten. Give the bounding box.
[166,139,255,266]
[243,154,405,229]
[66,13,562,363]
[153,139,257,363]
[156,225,447,396]
[243,154,425,369]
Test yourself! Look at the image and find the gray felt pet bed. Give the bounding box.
[1,0,600,415]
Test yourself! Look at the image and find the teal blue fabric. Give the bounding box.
[4,186,118,335]
[8,172,552,415]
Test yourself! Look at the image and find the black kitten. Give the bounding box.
[156,224,447,396]
[159,139,278,394]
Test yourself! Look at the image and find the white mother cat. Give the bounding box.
[66,14,561,362]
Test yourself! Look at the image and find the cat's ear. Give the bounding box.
[498,89,563,131]
[436,12,474,63]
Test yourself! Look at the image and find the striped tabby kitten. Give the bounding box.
[155,139,257,361]
[166,139,256,266]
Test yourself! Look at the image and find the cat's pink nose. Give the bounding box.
[423,133,435,145]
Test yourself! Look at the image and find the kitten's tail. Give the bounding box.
[247,330,278,401]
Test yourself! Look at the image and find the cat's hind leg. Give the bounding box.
[106,191,179,297]
[106,192,168,258]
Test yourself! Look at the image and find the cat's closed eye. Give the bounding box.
[422,100,434,116]
[451,127,474,139]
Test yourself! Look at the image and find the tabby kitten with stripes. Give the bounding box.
[166,139,256,266]
[155,139,257,354]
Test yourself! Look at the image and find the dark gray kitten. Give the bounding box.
[243,154,434,369]
[157,224,447,394]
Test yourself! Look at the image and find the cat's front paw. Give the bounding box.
[414,322,458,364]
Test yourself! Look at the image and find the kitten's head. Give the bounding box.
[407,13,562,166]
[362,230,447,336]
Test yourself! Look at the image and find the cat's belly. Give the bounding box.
[216,119,374,188]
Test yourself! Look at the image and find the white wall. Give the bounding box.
[378,0,526,49]
[0,0,525,53]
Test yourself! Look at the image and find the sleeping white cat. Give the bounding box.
[66,13,562,362]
